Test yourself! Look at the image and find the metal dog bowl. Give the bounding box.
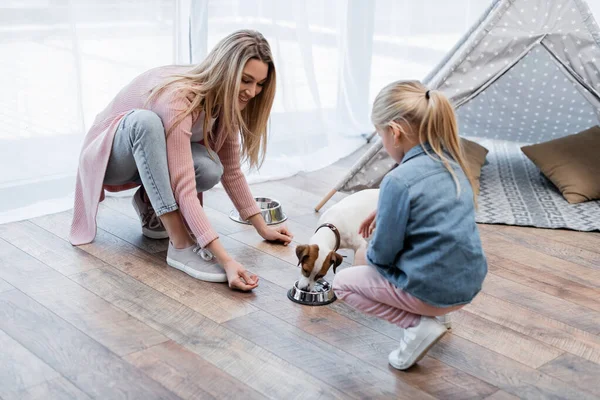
[229,197,287,225]
[287,279,337,306]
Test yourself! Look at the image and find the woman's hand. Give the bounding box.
[223,259,259,291]
[258,225,293,245]
[247,213,293,245]
[206,238,258,291]
[359,210,377,239]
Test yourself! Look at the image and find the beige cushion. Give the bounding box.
[461,137,489,195]
[521,126,600,204]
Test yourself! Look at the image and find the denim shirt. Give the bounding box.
[366,143,488,308]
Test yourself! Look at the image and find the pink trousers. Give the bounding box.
[333,265,463,328]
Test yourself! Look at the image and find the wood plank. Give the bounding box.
[281,173,349,204]
[201,206,257,235]
[97,204,169,254]
[0,278,14,293]
[220,235,307,288]
[31,211,159,265]
[204,187,316,218]
[223,310,434,400]
[328,299,404,340]
[125,340,266,400]
[484,390,520,400]
[429,334,595,399]
[278,218,321,244]
[222,278,498,400]
[480,232,600,288]
[228,222,356,267]
[228,229,299,266]
[488,224,600,256]
[487,255,600,312]
[227,229,349,281]
[482,273,600,334]
[466,293,600,364]
[0,329,60,397]
[100,197,253,238]
[0,220,104,276]
[538,353,600,397]
[324,292,594,399]
[4,145,598,399]
[251,180,341,211]
[0,238,168,357]
[0,290,180,400]
[15,377,92,400]
[481,224,600,270]
[31,212,258,324]
[451,310,564,368]
[290,211,323,230]
[71,265,349,400]
[114,250,487,400]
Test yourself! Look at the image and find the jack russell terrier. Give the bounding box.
[296,189,380,292]
[295,188,453,329]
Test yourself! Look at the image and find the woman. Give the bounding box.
[70,30,292,291]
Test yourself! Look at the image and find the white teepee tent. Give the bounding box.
[315,0,600,211]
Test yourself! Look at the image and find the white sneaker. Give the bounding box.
[131,187,169,239]
[389,316,447,370]
[166,242,227,282]
[436,314,452,330]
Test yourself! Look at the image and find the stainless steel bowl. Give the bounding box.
[229,197,287,225]
[287,279,337,306]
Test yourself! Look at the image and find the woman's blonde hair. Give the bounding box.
[371,80,477,206]
[147,29,275,169]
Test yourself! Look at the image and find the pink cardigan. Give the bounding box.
[70,66,261,247]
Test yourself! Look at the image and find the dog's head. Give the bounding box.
[295,244,344,291]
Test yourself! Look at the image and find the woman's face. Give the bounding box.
[239,58,268,110]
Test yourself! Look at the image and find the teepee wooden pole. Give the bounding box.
[314,189,337,212]
[314,138,384,212]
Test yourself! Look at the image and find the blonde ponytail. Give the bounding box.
[371,81,477,207]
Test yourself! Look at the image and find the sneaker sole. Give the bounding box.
[166,257,228,283]
[436,317,452,330]
[389,328,447,371]
[435,314,452,329]
[142,227,169,240]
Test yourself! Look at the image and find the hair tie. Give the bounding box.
[425,90,431,100]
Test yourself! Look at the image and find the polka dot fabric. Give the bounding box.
[456,45,599,144]
[434,0,600,143]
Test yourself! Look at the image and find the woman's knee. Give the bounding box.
[127,110,165,142]
[194,158,224,192]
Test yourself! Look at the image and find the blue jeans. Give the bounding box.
[103,109,223,216]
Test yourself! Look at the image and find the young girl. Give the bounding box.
[333,81,487,370]
[70,30,292,291]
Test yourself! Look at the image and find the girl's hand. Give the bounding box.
[359,210,377,239]
[222,259,259,291]
[258,225,293,245]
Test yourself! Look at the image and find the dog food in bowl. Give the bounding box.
[287,279,336,306]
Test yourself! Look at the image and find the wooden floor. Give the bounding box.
[1,147,600,400]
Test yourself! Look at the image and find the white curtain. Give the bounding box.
[0,0,490,224]
[0,0,190,224]
[190,0,493,183]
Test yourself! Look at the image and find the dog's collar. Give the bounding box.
[315,223,341,252]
